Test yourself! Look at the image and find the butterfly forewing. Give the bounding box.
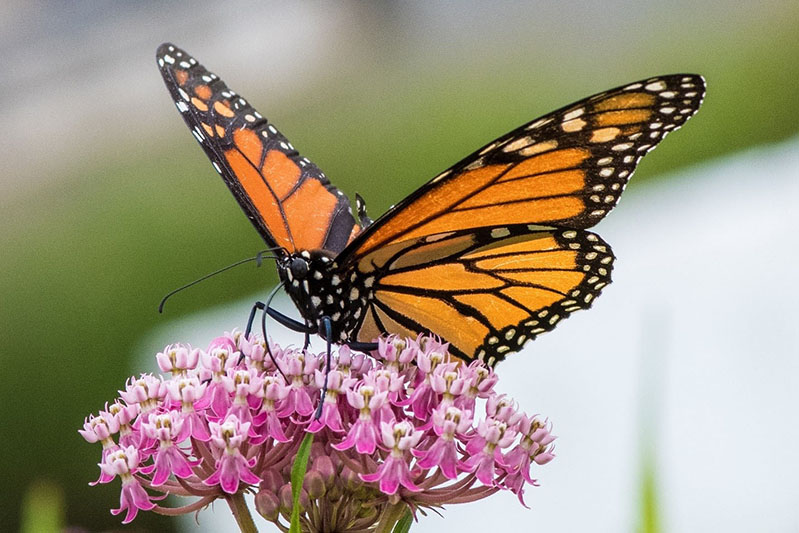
[345,74,705,259]
[157,43,360,254]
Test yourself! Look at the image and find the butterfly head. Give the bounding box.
[288,256,310,280]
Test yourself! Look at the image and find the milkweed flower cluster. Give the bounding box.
[81,330,556,531]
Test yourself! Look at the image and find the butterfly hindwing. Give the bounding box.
[353,224,613,364]
[157,43,359,254]
[345,74,705,259]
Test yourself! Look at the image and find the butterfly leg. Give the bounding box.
[303,322,311,351]
[313,316,334,420]
[345,341,379,353]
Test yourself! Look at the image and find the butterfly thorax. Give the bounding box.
[277,250,371,342]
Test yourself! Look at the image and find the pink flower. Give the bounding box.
[333,385,388,454]
[156,343,200,375]
[82,330,556,529]
[415,405,473,478]
[360,420,424,494]
[141,412,198,486]
[100,446,156,524]
[308,369,352,433]
[204,414,261,494]
[461,417,518,485]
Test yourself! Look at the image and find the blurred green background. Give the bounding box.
[1,1,798,531]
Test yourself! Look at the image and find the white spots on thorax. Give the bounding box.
[311,296,322,308]
[349,287,360,300]
[331,275,340,286]
[313,271,323,280]
[364,276,375,288]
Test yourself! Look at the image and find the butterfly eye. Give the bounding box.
[290,257,310,279]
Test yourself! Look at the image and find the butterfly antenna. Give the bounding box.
[158,251,277,313]
[261,280,290,382]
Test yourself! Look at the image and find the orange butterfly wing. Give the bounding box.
[157,43,360,254]
[352,225,613,364]
[342,74,704,362]
[348,75,705,258]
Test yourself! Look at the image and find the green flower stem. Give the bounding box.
[374,502,410,533]
[226,492,258,533]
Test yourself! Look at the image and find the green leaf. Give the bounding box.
[289,432,315,533]
[392,508,413,533]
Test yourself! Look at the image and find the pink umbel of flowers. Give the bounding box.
[81,331,556,531]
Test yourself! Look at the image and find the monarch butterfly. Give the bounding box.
[157,43,704,367]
